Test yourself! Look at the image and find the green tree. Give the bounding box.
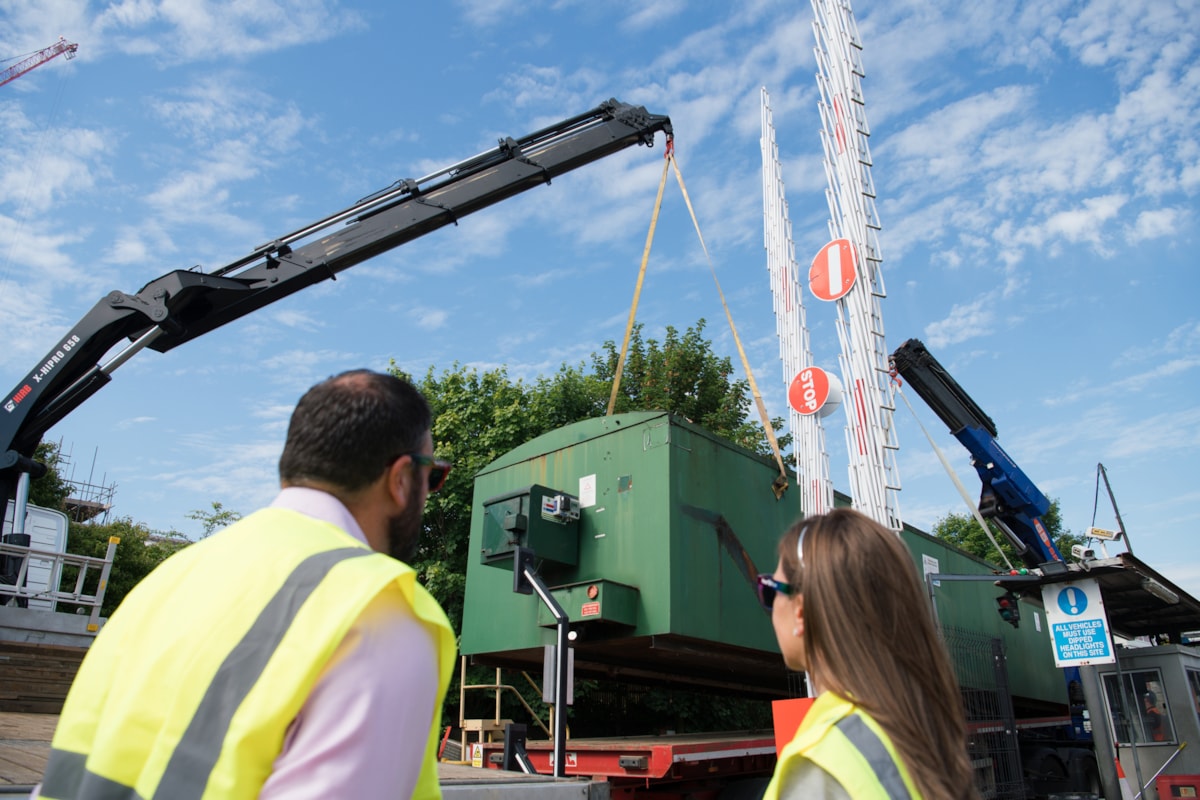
[61,518,189,617]
[933,499,1086,567]
[591,320,787,454]
[404,363,546,632]
[187,502,243,538]
[28,441,73,510]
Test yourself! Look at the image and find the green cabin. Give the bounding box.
[460,411,1069,713]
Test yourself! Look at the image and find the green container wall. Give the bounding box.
[460,411,1069,709]
[461,412,798,693]
[898,527,1069,710]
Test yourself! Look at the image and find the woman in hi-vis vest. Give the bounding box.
[759,509,978,800]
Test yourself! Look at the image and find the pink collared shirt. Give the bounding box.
[258,487,440,798]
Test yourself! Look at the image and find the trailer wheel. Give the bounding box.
[715,776,771,799]
[1065,751,1100,796]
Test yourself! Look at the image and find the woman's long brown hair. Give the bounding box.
[779,509,978,800]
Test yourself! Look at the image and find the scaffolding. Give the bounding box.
[55,442,116,524]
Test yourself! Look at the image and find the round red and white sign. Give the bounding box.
[809,239,856,301]
[789,366,832,416]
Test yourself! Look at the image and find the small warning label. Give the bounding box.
[581,602,600,617]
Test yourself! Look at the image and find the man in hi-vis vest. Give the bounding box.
[38,370,457,799]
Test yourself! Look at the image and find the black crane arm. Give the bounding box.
[889,338,997,437]
[890,338,1063,569]
[1,99,672,499]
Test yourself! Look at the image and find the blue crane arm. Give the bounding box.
[890,338,1063,568]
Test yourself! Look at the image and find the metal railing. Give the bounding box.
[0,536,119,633]
[455,659,553,764]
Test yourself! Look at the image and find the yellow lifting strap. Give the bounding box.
[606,153,671,417]
[668,155,788,499]
[892,378,1016,571]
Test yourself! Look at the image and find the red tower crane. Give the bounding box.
[0,37,79,88]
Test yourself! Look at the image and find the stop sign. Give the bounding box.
[789,366,839,416]
[809,239,856,301]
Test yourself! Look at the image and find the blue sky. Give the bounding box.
[1,0,1197,600]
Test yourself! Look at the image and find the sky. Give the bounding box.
[0,0,1197,599]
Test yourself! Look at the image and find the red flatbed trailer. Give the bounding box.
[967,714,1075,736]
[479,730,777,797]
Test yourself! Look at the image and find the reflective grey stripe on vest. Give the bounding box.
[41,749,143,800]
[835,713,911,800]
[41,546,374,800]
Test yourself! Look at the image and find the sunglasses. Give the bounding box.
[400,453,453,492]
[756,573,795,611]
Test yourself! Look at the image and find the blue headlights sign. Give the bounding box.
[1042,578,1115,667]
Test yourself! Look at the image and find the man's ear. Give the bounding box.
[386,455,414,508]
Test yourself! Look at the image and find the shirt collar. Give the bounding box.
[270,486,369,548]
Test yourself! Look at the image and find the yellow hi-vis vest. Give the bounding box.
[39,507,456,800]
[763,692,920,800]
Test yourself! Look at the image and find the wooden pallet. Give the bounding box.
[0,642,87,714]
[0,711,54,787]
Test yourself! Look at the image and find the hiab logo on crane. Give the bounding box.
[3,331,81,412]
[4,384,31,413]
[30,334,82,384]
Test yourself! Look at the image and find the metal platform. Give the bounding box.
[476,730,777,786]
[0,713,612,798]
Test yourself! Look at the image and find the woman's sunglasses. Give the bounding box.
[755,573,795,611]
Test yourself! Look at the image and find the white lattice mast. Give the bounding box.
[760,88,835,518]
[811,0,902,531]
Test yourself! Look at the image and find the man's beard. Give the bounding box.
[386,482,424,563]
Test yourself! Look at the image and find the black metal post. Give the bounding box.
[512,545,569,778]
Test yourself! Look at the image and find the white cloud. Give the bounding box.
[1,0,364,65]
[0,279,74,372]
[453,0,527,28]
[252,402,294,423]
[1044,194,1126,242]
[1125,207,1184,243]
[145,145,257,227]
[95,0,159,29]
[1164,321,1200,353]
[0,213,88,278]
[106,222,174,266]
[150,77,306,147]
[0,2,93,60]
[0,106,111,215]
[886,86,1031,184]
[1000,194,1127,255]
[93,74,316,267]
[161,437,284,508]
[1104,407,1200,459]
[924,297,996,347]
[270,309,322,332]
[115,415,157,429]
[1058,0,1199,85]
[411,307,449,329]
[621,0,686,33]
[95,0,366,63]
[1111,320,1200,371]
[259,348,350,377]
[515,267,575,288]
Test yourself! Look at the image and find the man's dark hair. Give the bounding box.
[279,370,431,492]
